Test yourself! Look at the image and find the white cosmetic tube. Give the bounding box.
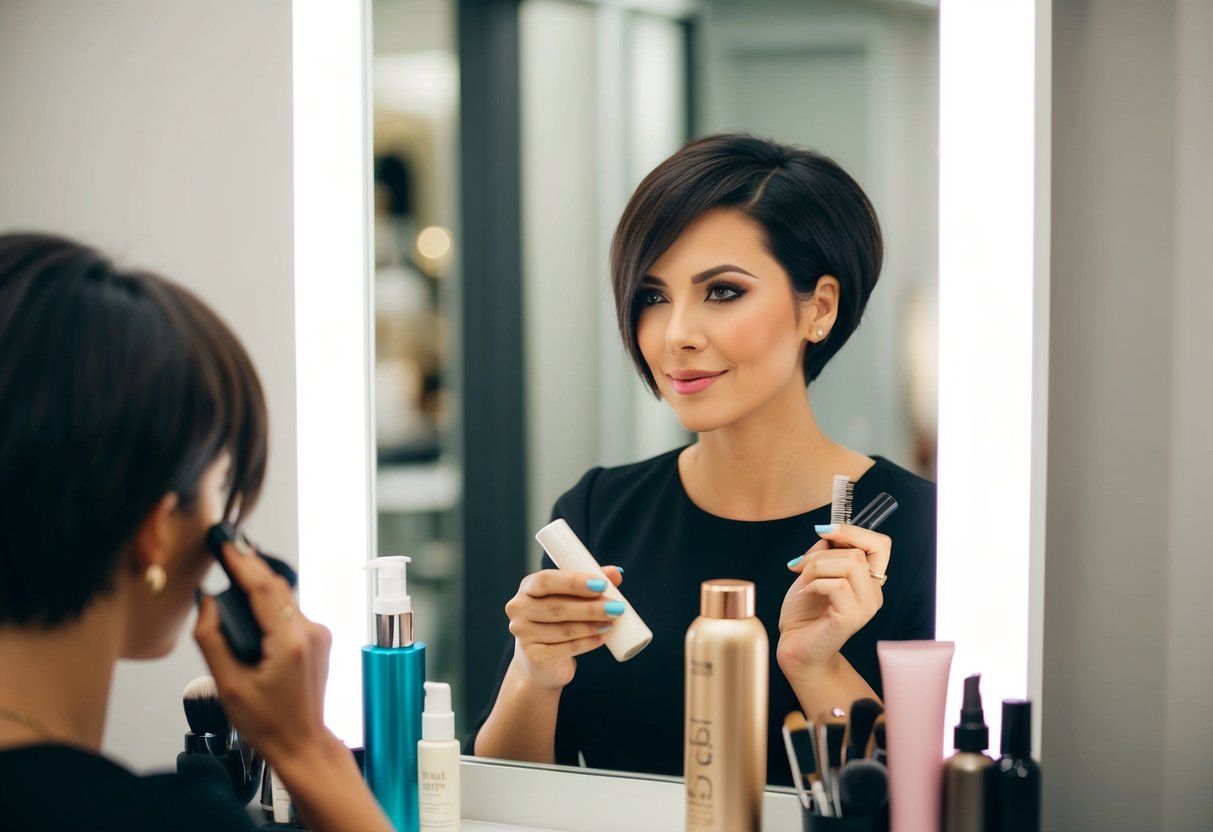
[877,640,955,832]
[535,519,653,661]
[270,767,293,825]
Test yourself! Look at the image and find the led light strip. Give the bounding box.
[293,0,373,746]
[937,0,1050,756]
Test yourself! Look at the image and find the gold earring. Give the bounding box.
[145,564,167,594]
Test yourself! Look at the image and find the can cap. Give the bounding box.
[1000,699,1032,758]
[699,579,755,619]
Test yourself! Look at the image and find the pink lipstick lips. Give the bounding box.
[667,370,726,395]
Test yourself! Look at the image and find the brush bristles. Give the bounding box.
[847,698,884,756]
[831,474,854,525]
[182,675,229,736]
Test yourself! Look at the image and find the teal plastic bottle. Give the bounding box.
[363,557,426,832]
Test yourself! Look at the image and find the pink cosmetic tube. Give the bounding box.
[877,640,955,832]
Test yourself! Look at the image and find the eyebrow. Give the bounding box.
[641,264,759,286]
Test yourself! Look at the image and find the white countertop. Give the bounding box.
[460,757,804,832]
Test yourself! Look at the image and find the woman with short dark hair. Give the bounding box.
[471,134,936,785]
[0,233,392,831]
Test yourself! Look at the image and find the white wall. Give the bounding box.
[699,0,939,472]
[1163,0,1213,825]
[520,0,604,544]
[519,1,690,542]
[0,0,296,771]
[1045,0,1213,828]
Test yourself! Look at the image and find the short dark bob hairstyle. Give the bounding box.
[0,233,268,628]
[611,133,883,394]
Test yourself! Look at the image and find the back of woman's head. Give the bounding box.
[611,133,883,393]
[0,233,268,628]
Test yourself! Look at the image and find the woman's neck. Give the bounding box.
[0,599,123,751]
[680,381,873,520]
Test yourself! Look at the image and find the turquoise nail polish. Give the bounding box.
[616,566,625,574]
[787,555,805,568]
[605,600,626,616]
[815,523,838,534]
[587,578,607,592]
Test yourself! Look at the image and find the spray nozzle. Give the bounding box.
[365,556,412,616]
[954,673,990,752]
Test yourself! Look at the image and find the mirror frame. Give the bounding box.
[291,0,1053,811]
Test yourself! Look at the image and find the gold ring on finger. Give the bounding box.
[869,571,888,587]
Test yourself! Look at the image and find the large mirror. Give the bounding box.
[370,0,941,787]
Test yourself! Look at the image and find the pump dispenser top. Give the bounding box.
[366,556,413,648]
[942,673,994,832]
[422,682,454,742]
[954,673,990,752]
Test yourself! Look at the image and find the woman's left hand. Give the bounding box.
[777,524,891,677]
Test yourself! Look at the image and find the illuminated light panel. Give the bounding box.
[292,0,372,746]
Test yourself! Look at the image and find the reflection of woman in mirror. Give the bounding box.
[0,235,392,831]
[469,135,935,784]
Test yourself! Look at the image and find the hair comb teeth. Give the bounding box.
[830,474,854,526]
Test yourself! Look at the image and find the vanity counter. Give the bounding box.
[462,757,803,831]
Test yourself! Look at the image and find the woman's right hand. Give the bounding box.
[505,567,625,691]
[194,541,334,764]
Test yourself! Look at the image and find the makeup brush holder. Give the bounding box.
[802,809,888,832]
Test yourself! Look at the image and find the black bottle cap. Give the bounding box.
[953,673,989,752]
[1001,699,1032,758]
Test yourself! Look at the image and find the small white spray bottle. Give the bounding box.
[418,681,460,831]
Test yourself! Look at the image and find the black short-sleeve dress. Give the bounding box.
[468,447,936,786]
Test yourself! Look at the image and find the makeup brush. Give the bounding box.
[867,714,888,766]
[179,675,263,805]
[818,707,848,814]
[179,676,231,785]
[838,757,889,818]
[844,698,884,764]
[837,699,890,817]
[782,711,832,816]
[182,675,228,751]
[830,475,854,526]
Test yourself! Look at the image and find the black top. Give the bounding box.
[468,448,936,786]
[0,743,257,831]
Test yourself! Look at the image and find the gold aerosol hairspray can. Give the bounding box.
[685,579,768,832]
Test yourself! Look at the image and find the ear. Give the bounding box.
[129,493,180,572]
[799,275,841,342]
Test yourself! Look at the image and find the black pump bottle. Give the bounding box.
[995,700,1042,832]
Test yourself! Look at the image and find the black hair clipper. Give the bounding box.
[204,522,298,665]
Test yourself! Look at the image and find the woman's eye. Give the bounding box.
[707,284,742,302]
[639,289,666,306]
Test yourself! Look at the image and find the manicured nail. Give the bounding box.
[787,555,805,568]
[596,623,613,634]
[815,524,838,535]
[605,601,626,617]
[587,578,608,592]
[616,566,624,574]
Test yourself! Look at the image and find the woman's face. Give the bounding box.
[122,455,232,659]
[636,208,824,434]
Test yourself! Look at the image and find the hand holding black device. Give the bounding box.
[204,522,298,665]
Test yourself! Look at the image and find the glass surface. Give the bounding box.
[371,0,463,724]
[371,0,941,777]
